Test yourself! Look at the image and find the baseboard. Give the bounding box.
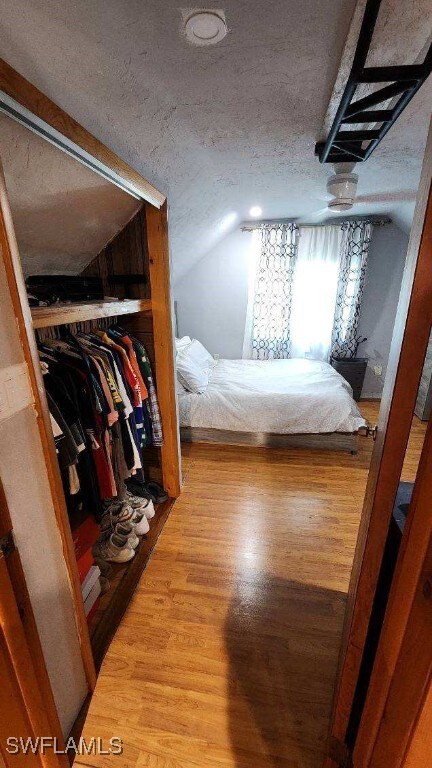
[360,395,382,401]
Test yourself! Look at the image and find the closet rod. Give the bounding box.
[241,216,392,231]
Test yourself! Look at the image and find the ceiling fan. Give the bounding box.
[326,163,359,211]
[304,163,416,222]
[300,164,362,220]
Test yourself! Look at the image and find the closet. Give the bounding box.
[0,59,181,739]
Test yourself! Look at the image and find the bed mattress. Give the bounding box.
[178,357,366,435]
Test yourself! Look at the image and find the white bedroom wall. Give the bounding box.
[357,222,409,398]
[175,227,253,359]
[175,221,409,398]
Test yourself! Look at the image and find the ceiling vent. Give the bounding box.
[182,9,228,46]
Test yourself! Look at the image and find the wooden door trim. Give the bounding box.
[368,501,432,766]
[324,120,432,766]
[0,58,164,208]
[353,199,432,764]
[0,162,97,692]
[0,553,64,768]
[401,680,432,767]
[0,481,68,764]
[145,202,182,498]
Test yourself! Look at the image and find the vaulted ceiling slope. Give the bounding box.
[0,113,140,275]
[1,0,431,283]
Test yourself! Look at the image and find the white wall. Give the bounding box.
[357,223,409,397]
[175,222,408,398]
[176,228,252,358]
[0,255,87,735]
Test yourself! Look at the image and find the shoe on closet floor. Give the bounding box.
[116,501,150,536]
[127,481,168,505]
[100,507,141,549]
[92,533,135,564]
[126,491,155,520]
[102,500,149,538]
[93,558,113,579]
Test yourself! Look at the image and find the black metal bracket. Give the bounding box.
[315,0,432,164]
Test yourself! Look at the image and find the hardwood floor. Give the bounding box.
[75,402,426,768]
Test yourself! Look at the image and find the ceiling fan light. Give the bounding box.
[326,172,358,212]
[327,199,354,212]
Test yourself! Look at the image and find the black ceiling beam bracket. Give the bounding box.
[315,0,432,164]
[341,109,393,124]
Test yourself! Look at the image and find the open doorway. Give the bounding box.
[0,1,430,767]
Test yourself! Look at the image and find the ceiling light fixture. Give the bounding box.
[327,163,358,212]
[249,206,262,218]
[183,10,228,46]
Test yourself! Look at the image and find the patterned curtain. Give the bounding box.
[331,220,373,359]
[247,223,299,360]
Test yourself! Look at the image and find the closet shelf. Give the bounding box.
[31,299,152,329]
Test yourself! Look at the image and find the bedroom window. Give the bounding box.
[290,226,342,361]
[243,220,373,362]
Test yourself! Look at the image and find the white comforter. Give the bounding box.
[178,358,366,434]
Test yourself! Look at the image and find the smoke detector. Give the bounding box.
[326,163,358,212]
[183,9,228,46]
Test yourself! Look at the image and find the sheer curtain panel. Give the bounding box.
[290,225,343,361]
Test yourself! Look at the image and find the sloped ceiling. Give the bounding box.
[0,113,140,275]
[0,0,431,282]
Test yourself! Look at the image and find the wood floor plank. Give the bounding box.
[75,402,426,768]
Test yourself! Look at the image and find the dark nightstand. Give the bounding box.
[331,357,368,401]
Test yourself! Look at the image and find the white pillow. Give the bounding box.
[184,339,215,371]
[175,336,192,355]
[176,354,209,394]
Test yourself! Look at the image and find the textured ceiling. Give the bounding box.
[0,113,140,275]
[0,0,431,282]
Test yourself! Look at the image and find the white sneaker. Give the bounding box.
[100,507,140,548]
[92,533,135,563]
[108,500,150,535]
[126,492,155,520]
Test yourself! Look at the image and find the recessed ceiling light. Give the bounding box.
[183,10,228,46]
[249,206,262,218]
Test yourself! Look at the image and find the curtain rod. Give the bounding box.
[241,216,392,231]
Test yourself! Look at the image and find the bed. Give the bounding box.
[177,356,366,453]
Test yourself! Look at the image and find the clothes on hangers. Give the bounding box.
[39,325,163,521]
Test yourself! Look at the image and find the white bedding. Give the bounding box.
[178,357,366,434]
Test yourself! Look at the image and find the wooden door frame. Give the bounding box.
[401,680,432,767]
[0,481,67,768]
[146,202,182,498]
[0,481,67,763]
[325,119,432,766]
[355,414,432,766]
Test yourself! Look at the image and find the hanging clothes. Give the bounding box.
[39,324,163,523]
